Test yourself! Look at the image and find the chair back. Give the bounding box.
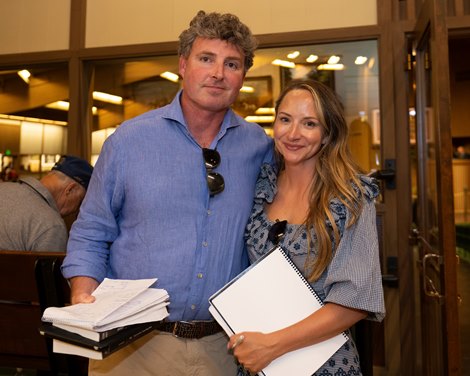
[0,251,69,372]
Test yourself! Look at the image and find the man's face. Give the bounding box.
[179,37,246,114]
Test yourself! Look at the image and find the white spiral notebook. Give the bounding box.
[209,246,348,376]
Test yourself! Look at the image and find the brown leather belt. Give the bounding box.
[155,320,222,339]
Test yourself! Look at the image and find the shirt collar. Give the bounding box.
[19,177,60,212]
[163,90,243,137]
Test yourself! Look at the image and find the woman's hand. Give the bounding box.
[228,332,281,374]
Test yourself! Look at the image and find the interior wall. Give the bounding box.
[85,0,377,48]
[0,0,377,55]
[0,0,70,54]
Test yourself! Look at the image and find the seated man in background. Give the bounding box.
[0,155,93,252]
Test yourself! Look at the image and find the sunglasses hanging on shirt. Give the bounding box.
[202,148,225,196]
[268,219,288,245]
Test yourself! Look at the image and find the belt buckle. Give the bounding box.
[171,322,178,337]
[172,320,194,338]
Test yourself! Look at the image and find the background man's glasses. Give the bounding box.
[268,220,288,245]
[203,148,225,196]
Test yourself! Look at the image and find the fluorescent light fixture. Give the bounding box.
[17,70,31,84]
[317,63,344,70]
[287,51,300,59]
[245,115,275,123]
[46,101,98,115]
[240,86,255,93]
[255,107,275,115]
[93,91,123,105]
[0,117,21,126]
[306,54,318,63]
[0,113,67,126]
[355,56,368,65]
[271,59,296,68]
[327,55,341,64]
[46,101,70,111]
[160,71,179,83]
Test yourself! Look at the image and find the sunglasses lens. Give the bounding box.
[207,172,225,196]
[268,220,287,244]
[203,148,224,196]
[203,148,221,169]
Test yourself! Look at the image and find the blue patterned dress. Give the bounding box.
[243,164,385,376]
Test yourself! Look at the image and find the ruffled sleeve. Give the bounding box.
[245,164,278,257]
[321,175,385,321]
[250,163,277,216]
[358,175,380,202]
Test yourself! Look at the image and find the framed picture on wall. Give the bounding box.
[232,76,273,118]
[280,64,335,90]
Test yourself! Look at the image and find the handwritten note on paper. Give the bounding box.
[42,278,169,330]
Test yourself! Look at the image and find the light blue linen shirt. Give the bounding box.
[62,91,273,321]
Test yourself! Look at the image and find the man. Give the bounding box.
[62,10,273,376]
[0,155,93,251]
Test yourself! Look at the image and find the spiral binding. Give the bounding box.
[274,245,349,341]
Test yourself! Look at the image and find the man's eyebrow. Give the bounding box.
[196,51,242,62]
[197,50,216,56]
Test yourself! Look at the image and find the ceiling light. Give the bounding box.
[306,54,318,63]
[93,91,123,105]
[46,101,98,115]
[160,71,179,83]
[255,107,275,115]
[245,115,275,123]
[317,63,345,70]
[327,55,341,64]
[240,86,255,93]
[271,59,296,68]
[17,70,31,84]
[287,51,300,59]
[355,56,368,65]
[46,101,70,111]
[0,113,67,126]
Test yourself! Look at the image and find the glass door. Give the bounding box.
[412,0,460,374]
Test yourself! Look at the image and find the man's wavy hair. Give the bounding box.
[178,10,258,72]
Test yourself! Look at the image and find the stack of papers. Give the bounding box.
[41,278,170,359]
[42,278,169,331]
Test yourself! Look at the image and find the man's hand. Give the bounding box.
[69,276,99,305]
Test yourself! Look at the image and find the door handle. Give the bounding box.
[411,228,444,303]
[369,159,396,189]
[422,253,444,303]
[382,274,399,288]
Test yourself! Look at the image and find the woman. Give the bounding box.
[230,80,385,375]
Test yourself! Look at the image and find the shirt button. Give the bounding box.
[191,304,196,310]
[197,273,203,279]
[202,241,208,247]
[207,209,212,215]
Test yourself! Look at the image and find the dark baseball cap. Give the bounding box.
[52,155,94,189]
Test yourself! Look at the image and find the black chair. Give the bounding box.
[0,251,88,375]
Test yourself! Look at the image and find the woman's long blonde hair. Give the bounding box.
[274,80,365,282]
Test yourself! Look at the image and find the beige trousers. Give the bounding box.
[89,330,238,376]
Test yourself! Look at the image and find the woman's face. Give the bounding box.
[274,89,325,169]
